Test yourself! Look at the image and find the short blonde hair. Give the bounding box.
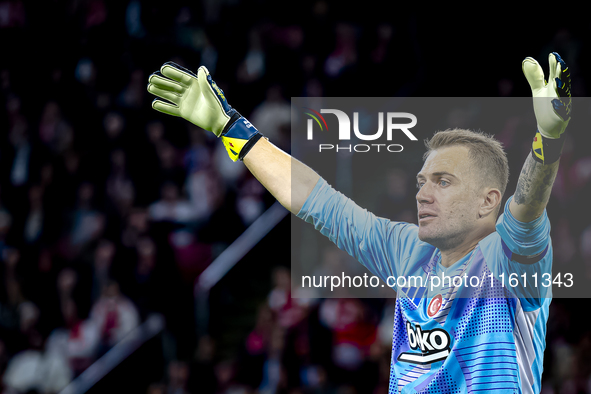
[423,128,509,196]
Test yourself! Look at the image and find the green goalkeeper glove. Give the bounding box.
[522,52,572,139]
[147,63,264,161]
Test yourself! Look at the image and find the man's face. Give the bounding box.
[416,145,483,251]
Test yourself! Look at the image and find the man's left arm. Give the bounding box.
[509,52,572,222]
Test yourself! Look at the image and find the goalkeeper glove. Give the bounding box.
[522,52,572,139]
[147,63,264,161]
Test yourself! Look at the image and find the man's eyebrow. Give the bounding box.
[416,171,458,179]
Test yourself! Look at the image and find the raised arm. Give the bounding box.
[509,52,571,222]
[146,63,318,214]
[243,138,319,214]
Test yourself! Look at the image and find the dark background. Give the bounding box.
[0,1,590,393]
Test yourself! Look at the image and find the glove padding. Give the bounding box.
[522,52,572,139]
[147,63,262,161]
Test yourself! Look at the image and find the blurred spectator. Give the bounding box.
[2,293,73,392]
[236,178,265,226]
[38,101,73,154]
[214,359,241,394]
[90,239,116,302]
[0,0,25,28]
[0,339,7,383]
[185,168,221,225]
[236,304,273,389]
[258,326,287,394]
[188,336,217,394]
[125,0,146,39]
[319,298,377,374]
[51,268,100,375]
[237,28,265,84]
[324,23,358,78]
[128,236,159,316]
[19,184,45,246]
[169,229,212,284]
[147,382,167,394]
[184,126,223,224]
[149,181,196,224]
[246,304,273,359]
[118,68,146,109]
[2,341,72,393]
[0,201,12,257]
[155,140,187,189]
[268,267,306,329]
[103,111,127,150]
[213,141,247,184]
[250,85,291,150]
[106,148,135,217]
[8,117,31,189]
[75,58,97,88]
[201,35,219,75]
[121,207,150,248]
[59,182,105,261]
[89,279,139,351]
[167,359,191,394]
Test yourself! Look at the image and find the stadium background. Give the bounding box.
[0,1,590,393]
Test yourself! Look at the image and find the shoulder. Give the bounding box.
[387,222,437,262]
[494,195,552,257]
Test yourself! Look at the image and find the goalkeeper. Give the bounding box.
[148,53,571,393]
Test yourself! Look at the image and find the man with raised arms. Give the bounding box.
[147,53,571,393]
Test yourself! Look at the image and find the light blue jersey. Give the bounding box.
[297,178,552,394]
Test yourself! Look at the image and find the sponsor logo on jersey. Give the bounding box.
[398,322,451,365]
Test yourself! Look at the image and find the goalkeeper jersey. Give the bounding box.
[297,177,552,394]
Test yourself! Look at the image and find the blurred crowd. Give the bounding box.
[0,0,591,393]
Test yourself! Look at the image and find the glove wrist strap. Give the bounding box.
[221,116,264,162]
[221,111,243,135]
[531,130,566,165]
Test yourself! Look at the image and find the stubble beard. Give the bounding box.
[418,219,472,253]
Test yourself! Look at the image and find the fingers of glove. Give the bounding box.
[149,72,184,94]
[152,99,181,117]
[550,53,572,119]
[522,57,546,90]
[147,84,181,105]
[555,77,572,98]
[552,52,571,98]
[552,52,568,75]
[161,62,198,86]
[548,53,558,82]
[164,62,198,78]
[551,97,571,121]
[197,66,229,114]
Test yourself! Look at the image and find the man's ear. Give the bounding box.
[479,188,502,218]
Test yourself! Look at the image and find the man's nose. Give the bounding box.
[416,182,434,204]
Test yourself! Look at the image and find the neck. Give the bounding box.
[439,225,495,268]
[440,244,477,268]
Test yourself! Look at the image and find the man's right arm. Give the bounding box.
[146,62,425,284]
[243,138,319,214]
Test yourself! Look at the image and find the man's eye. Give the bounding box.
[416,182,424,189]
[440,180,449,186]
